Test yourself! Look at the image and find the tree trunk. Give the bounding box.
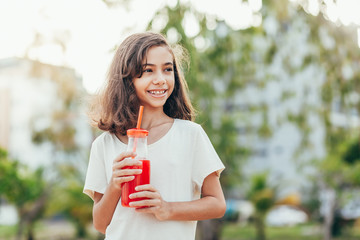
[16,218,25,240]
[75,220,87,238]
[254,215,266,240]
[197,219,224,240]
[322,188,336,240]
[27,225,34,240]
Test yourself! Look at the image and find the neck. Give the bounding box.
[140,107,171,130]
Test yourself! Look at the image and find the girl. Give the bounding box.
[84,32,226,240]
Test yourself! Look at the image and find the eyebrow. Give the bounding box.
[143,62,173,67]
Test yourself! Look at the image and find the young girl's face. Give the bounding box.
[133,46,175,110]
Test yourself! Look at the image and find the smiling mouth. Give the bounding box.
[148,90,167,95]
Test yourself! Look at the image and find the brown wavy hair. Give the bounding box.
[89,32,195,136]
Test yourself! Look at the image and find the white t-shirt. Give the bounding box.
[83,119,225,240]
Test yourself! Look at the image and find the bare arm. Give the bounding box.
[92,151,141,233]
[92,187,120,234]
[129,171,226,221]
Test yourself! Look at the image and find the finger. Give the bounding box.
[113,169,142,177]
[120,158,143,168]
[129,199,161,208]
[129,191,160,200]
[113,151,136,163]
[134,184,156,192]
[113,176,135,185]
[113,159,142,171]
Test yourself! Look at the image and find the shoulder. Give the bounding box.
[173,119,209,139]
[174,119,203,132]
[90,131,122,157]
[91,131,117,147]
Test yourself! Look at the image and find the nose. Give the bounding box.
[152,71,166,85]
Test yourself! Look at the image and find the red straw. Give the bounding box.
[136,105,144,129]
[132,105,144,154]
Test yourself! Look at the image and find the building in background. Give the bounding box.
[0,57,93,168]
[0,87,10,150]
[0,57,93,224]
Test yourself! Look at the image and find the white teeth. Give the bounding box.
[149,90,166,94]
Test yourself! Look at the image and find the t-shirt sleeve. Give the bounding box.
[83,139,108,201]
[192,125,225,191]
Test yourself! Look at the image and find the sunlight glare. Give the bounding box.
[307,0,320,16]
[249,0,262,12]
[183,11,200,38]
[165,0,177,8]
[325,1,339,22]
[27,44,64,66]
[1,0,359,94]
[336,0,360,26]
[167,28,181,44]
[151,14,169,32]
[194,36,210,52]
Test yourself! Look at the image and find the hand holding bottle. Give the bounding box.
[129,184,171,221]
[110,151,142,190]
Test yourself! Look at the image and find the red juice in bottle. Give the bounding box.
[121,159,150,207]
[121,128,150,207]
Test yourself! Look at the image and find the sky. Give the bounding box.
[0,0,359,94]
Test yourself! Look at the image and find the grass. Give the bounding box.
[0,225,17,239]
[221,222,360,240]
[2,221,360,240]
[0,220,99,240]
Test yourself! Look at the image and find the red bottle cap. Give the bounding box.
[127,128,149,137]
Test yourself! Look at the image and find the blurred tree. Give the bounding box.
[253,1,360,239]
[29,61,93,238]
[46,164,94,238]
[247,173,276,240]
[0,148,48,240]
[105,0,360,240]
[295,1,360,239]
[30,61,82,154]
[300,182,322,221]
[343,138,360,165]
[318,137,360,238]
